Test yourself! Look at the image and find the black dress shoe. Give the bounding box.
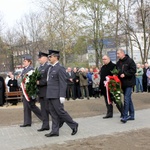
[59,122,64,128]
[120,118,127,123]
[103,115,113,119]
[37,128,49,132]
[45,132,59,137]
[20,124,31,127]
[71,123,78,135]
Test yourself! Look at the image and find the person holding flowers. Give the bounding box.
[20,55,42,127]
[99,55,123,119]
[116,49,136,123]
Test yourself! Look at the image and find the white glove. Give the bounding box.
[60,97,65,104]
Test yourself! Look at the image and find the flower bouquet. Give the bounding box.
[104,67,122,107]
[21,68,41,101]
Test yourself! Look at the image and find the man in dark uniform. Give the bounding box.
[20,55,42,127]
[36,52,50,131]
[99,55,123,119]
[45,50,78,137]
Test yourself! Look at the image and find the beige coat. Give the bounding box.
[79,72,88,86]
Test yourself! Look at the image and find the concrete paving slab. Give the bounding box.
[0,108,150,150]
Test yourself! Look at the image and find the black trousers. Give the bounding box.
[104,94,113,116]
[74,84,81,99]
[66,84,75,100]
[103,93,124,117]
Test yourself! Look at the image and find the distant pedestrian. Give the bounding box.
[73,67,81,99]
[78,68,89,100]
[66,67,75,100]
[135,63,143,93]
[143,62,149,92]
[146,68,150,92]
[7,74,19,105]
[87,68,94,97]
[0,76,5,106]
[92,68,100,98]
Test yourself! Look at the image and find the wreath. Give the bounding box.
[104,67,122,107]
[21,68,41,101]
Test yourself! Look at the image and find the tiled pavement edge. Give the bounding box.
[0,109,150,150]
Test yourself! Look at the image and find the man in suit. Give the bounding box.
[20,55,42,127]
[99,55,123,119]
[66,67,75,100]
[45,50,78,137]
[36,52,50,131]
[73,67,81,99]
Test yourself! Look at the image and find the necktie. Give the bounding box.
[47,66,53,81]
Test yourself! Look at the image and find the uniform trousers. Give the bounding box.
[48,98,77,134]
[39,97,50,129]
[22,96,42,125]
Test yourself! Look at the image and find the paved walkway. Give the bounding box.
[0,108,150,150]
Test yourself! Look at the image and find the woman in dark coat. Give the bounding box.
[7,74,19,105]
[7,74,18,92]
[0,76,6,106]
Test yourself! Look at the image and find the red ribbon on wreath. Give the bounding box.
[104,75,121,104]
[21,78,30,101]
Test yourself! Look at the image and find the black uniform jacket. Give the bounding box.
[38,62,50,97]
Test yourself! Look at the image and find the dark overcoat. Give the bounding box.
[0,76,5,106]
[99,61,116,95]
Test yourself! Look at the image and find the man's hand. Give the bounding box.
[120,74,125,78]
[60,97,65,104]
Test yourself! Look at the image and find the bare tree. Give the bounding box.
[35,0,80,66]
[128,0,150,63]
[75,0,116,66]
[13,11,45,66]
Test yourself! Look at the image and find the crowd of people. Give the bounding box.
[0,48,150,137]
